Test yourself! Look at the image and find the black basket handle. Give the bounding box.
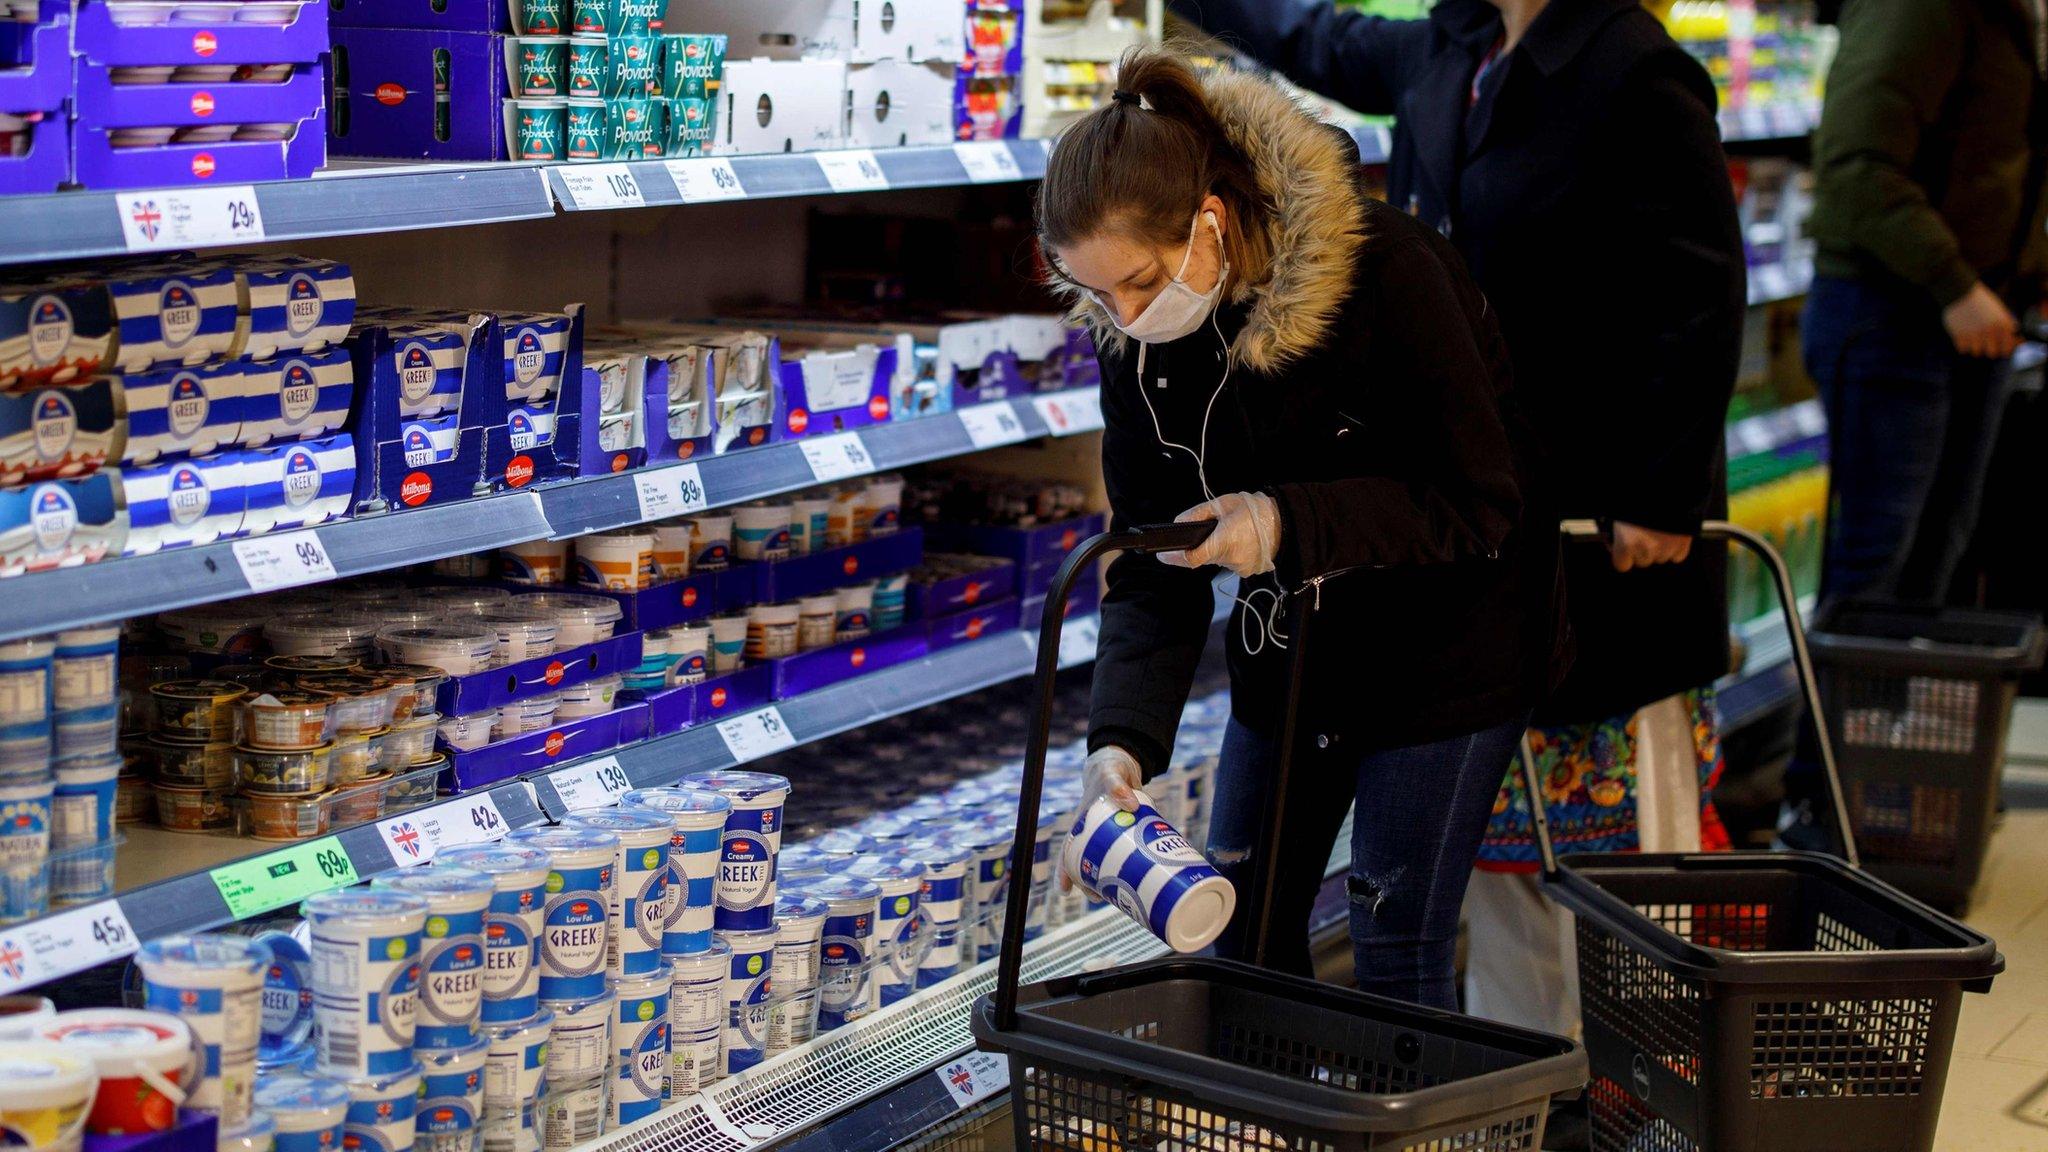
[1521,519,1858,877]
[991,520,1215,1032]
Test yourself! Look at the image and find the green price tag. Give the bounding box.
[210,836,358,919]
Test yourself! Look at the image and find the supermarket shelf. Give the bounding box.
[0,390,1097,643]
[1719,100,1820,144]
[547,141,1048,212]
[1726,397,1827,459]
[1748,254,1814,306]
[1718,595,1817,731]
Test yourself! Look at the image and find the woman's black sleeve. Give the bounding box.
[1167,0,1429,117]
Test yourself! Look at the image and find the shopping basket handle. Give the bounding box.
[991,521,1215,1032]
[1521,519,1859,877]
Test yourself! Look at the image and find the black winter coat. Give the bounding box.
[1175,0,1747,722]
[1082,70,1569,779]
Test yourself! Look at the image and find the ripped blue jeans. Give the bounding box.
[1207,715,1527,1009]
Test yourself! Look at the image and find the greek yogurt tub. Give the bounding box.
[711,928,775,1077]
[767,895,825,1056]
[503,826,617,1001]
[795,874,880,1032]
[339,1064,420,1152]
[664,946,725,1096]
[52,627,119,712]
[683,771,789,934]
[253,1075,347,1152]
[301,890,427,1079]
[482,1102,537,1152]
[481,1008,551,1111]
[535,990,611,1087]
[617,786,728,957]
[0,636,53,729]
[135,933,269,1126]
[608,963,670,1126]
[492,695,561,742]
[217,1110,276,1152]
[836,853,926,1009]
[899,839,970,988]
[414,1037,486,1152]
[561,807,670,978]
[265,613,385,661]
[537,1078,604,1152]
[437,846,550,1025]
[514,593,623,648]
[372,869,492,1050]
[246,926,316,1063]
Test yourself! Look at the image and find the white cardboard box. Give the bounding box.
[723,58,850,153]
[684,0,856,60]
[845,60,955,147]
[855,0,964,62]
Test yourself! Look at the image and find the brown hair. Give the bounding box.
[1037,45,1274,291]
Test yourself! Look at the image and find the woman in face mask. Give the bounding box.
[1045,46,1569,1008]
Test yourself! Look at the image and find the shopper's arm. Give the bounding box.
[1167,0,1428,116]
[1265,238,1522,582]
[1810,0,1976,305]
[1088,350,1214,782]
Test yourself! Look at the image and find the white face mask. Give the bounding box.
[1108,211,1228,345]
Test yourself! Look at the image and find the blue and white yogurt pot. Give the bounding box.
[561,807,671,978]
[683,771,788,933]
[1062,794,1235,954]
[413,1037,486,1152]
[338,1063,420,1152]
[834,854,924,1009]
[608,964,670,1126]
[931,825,1010,964]
[664,947,725,1096]
[617,787,729,957]
[503,827,617,1001]
[711,929,775,1077]
[535,992,611,1089]
[766,895,825,1056]
[249,926,316,1064]
[301,890,427,1080]
[373,870,493,1051]
[135,933,269,1125]
[898,840,969,988]
[255,1074,348,1152]
[791,874,879,1032]
[481,1009,551,1112]
[436,848,550,1026]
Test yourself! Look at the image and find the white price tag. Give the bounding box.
[799,431,875,482]
[550,756,633,811]
[953,141,1022,183]
[232,529,337,593]
[816,149,889,193]
[666,157,746,203]
[1031,391,1103,436]
[1791,401,1827,437]
[716,706,797,764]
[935,1051,1010,1109]
[118,185,265,251]
[0,899,137,993]
[383,793,512,868]
[1058,616,1100,666]
[958,402,1028,450]
[558,163,647,209]
[634,462,708,520]
[377,811,438,866]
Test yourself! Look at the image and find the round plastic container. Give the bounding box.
[858,475,903,537]
[52,627,119,713]
[503,826,617,1001]
[299,676,400,735]
[376,624,498,678]
[265,613,385,660]
[51,758,117,851]
[617,787,730,957]
[437,711,500,754]
[536,991,612,1086]
[732,502,790,562]
[37,1008,194,1135]
[254,1074,348,1152]
[0,997,56,1040]
[379,716,439,770]
[837,853,925,1008]
[833,584,874,642]
[115,775,151,826]
[481,1009,552,1111]
[551,675,619,721]
[135,934,268,1125]
[767,896,826,1056]
[328,730,381,786]
[339,1064,420,1152]
[0,637,53,730]
[374,667,447,725]
[743,602,799,663]
[328,774,387,826]
[773,843,836,886]
[573,530,654,592]
[409,587,512,615]
[649,523,692,580]
[264,655,358,678]
[151,680,245,742]
[415,1037,486,1152]
[247,926,316,1062]
[481,1102,536,1152]
[0,773,52,912]
[373,869,493,1050]
[158,606,266,655]
[683,771,789,933]
[899,839,970,988]
[438,846,552,1025]
[796,596,837,653]
[0,1045,97,1152]
[713,928,776,1077]
[234,745,331,796]
[155,784,233,833]
[685,514,732,573]
[932,824,1012,964]
[468,607,560,666]
[537,1078,603,1152]
[795,874,880,1031]
[706,615,747,675]
[563,807,671,978]
[872,572,909,630]
[825,488,859,548]
[513,594,622,648]
[788,497,830,558]
[151,737,236,788]
[668,624,709,688]
[498,540,569,587]
[238,691,334,752]
[241,793,327,842]
[301,890,428,1079]
[492,695,560,741]
[664,946,725,1097]
[217,1111,275,1152]
[608,963,670,1126]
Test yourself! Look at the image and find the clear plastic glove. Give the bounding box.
[1159,491,1280,578]
[1059,745,1143,892]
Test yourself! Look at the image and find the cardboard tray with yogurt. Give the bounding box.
[904,551,1015,619]
[588,530,924,631]
[73,0,328,66]
[765,619,927,699]
[924,597,1020,652]
[433,629,641,715]
[440,698,648,791]
[0,473,127,575]
[0,4,71,116]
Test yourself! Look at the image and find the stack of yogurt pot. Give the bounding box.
[0,626,125,923]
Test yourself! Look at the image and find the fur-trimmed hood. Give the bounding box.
[1054,68,1369,375]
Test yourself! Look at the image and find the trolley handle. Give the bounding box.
[991,520,1215,1033]
[1522,520,1858,879]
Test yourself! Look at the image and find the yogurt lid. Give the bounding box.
[54,625,120,648]
[375,664,450,688]
[899,838,974,868]
[664,944,729,977]
[772,894,829,926]
[684,770,791,801]
[264,655,359,676]
[37,1009,192,1072]
[151,679,246,701]
[858,814,927,843]
[0,637,54,661]
[557,674,621,701]
[565,806,676,835]
[0,1045,97,1106]
[619,786,731,819]
[373,866,495,902]
[608,961,673,999]
[265,612,386,644]
[254,1074,350,1115]
[300,888,429,924]
[468,603,561,627]
[838,853,926,885]
[515,592,624,625]
[789,874,881,907]
[505,825,618,854]
[538,988,616,1019]
[482,1006,554,1043]
[713,927,778,952]
[136,933,270,976]
[774,843,837,881]
[406,587,513,614]
[330,581,410,608]
[437,845,552,878]
[933,824,1012,853]
[376,621,495,646]
[246,690,332,711]
[255,1043,316,1076]
[811,829,875,858]
[370,602,448,630]
[55,754,122,784]
[337,1062,423,1094]
[417,1034,489,1071]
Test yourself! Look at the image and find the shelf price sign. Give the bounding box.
[0,899,139,994]
[379,792,512,866]
[119,185,266,251]
[211,837,357,920]
[958,402,1028,450]
[816,150,889,193]
[716,706,797,764]
[1057,616,1100,667]
[1031,392,1104,437]
[666,157,747,203]
[953,142,1022,183]
[799,432,875,482]
[633,462,708,521]
[550,756,632,812]
[558,164,647,209]
[935,1051,1010,1108]
[232,529,338,593]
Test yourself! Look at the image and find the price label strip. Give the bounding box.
[665,157,746,203]
[211,836,357,920]
[958,402,1028,450]
[1031,392,1104,437]
[816,149,890,194]
[799,431,875,482]
[0,899,139,994]
[1057,616,1100,667]
[379,791,512,866]
[633,462,708,521]
[558,163,647,210]
[952,142,1022,183]
[935,1051,1011,1109]
[232,528,337,593]
[118,185,266,251]
[716,706,797,764]
[550,756,632,812]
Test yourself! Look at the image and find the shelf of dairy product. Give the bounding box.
[1719,100,1821,144]
[548,140,1048,212]
[1725,397,1825,460]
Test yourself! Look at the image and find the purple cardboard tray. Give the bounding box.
[0,112,66,194]
[71,107,325,190]
[436,631,642,715]
[74,0,327,65]
[691,663,772,723]
[905,554,1014,620]
[632,679,697,738]
[739,528,924,605]
[774,340,898,439]
[1020,576,1099,629]
[925,597,1019,652]
[328,27,509,161]
[768,622,927,699]
[0,14,71,113]
[923,512,1106,570]
[75,62,324,129]
[88,1110,218,1152]
[485,305,586,492]
[346,310,513,514]
[330,0,513,33]
[591,570,719,632]
[441,700,648,791]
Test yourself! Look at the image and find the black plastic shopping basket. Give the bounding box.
[972,523,1589,1152]
[1522,521,2006,1152]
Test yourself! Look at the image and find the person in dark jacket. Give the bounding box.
[1167,0,1747,1036]
[1041,45,1568,1008]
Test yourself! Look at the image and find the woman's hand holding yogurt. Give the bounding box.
[1160,492,1281,578]
[1061,746,1145,892]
